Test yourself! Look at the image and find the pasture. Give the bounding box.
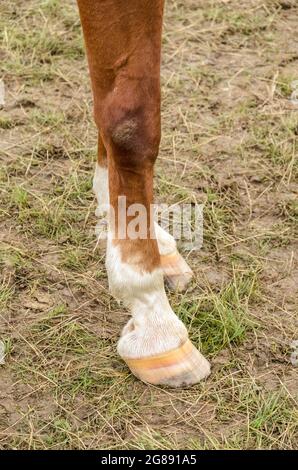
[0,0,297,449]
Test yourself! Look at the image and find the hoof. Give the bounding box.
[122,339,210,387]
[160,251,193,291]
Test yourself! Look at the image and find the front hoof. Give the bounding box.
[122,339,210,388]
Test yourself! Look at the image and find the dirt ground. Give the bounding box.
[0,0,297,450]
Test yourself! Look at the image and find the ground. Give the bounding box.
[0,0,297,450]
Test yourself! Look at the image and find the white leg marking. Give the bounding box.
[93,163,109,217]
[105,234,188,358]
[93,163,109,239]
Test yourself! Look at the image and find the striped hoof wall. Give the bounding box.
[122,339,210,387]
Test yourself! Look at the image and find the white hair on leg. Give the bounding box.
[93,163,109,240]
[105,234,187,357]
[93,163,109,217]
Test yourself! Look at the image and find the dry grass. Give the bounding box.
[0,0,297,449]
